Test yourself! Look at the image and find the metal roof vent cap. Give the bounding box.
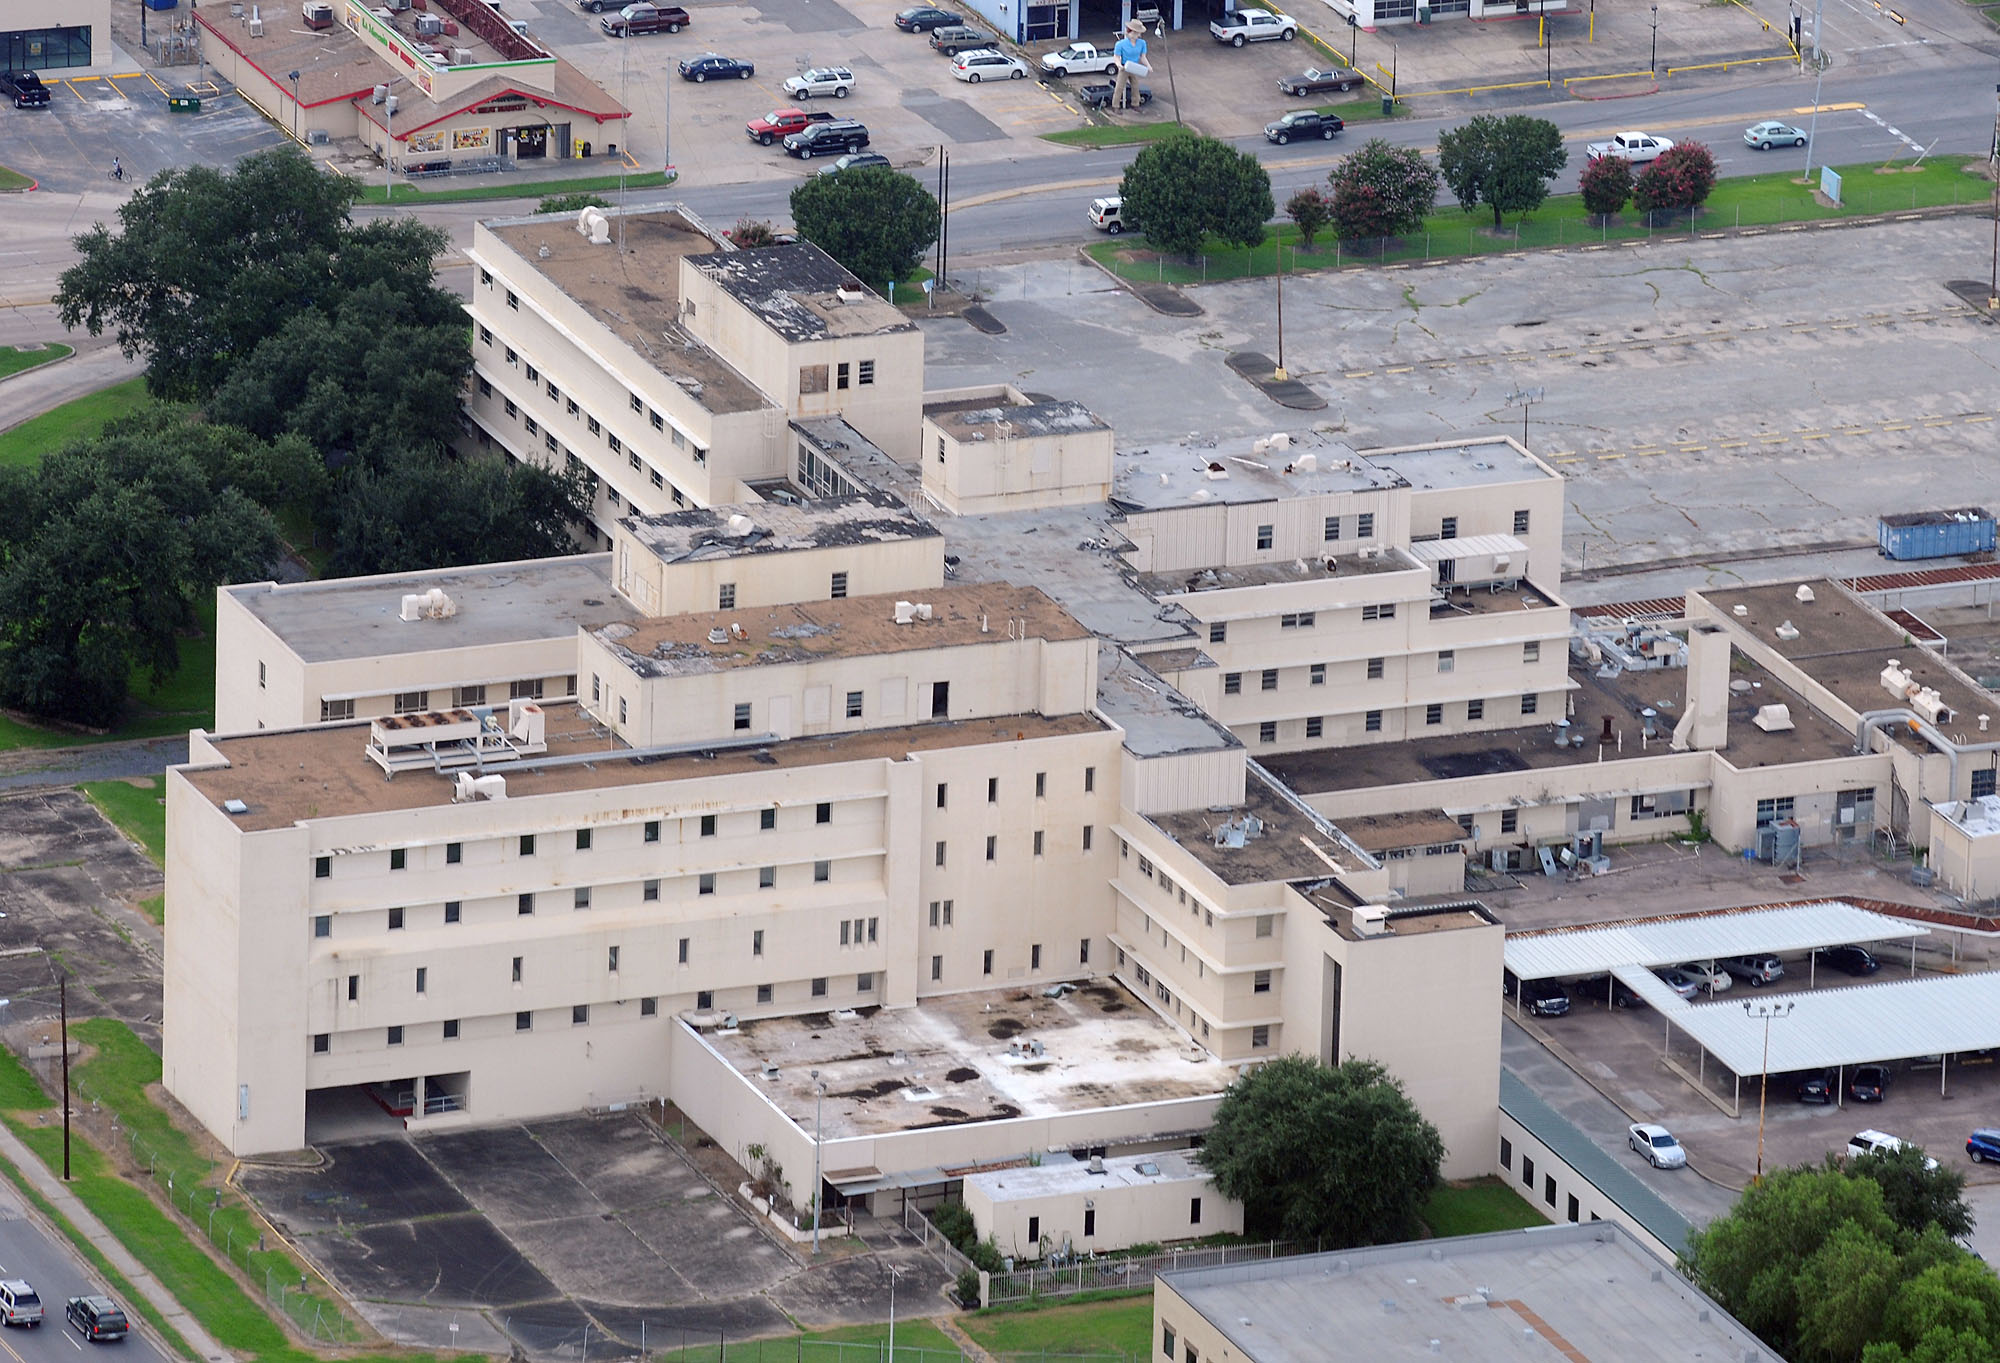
[1774,620,1801,641]
[222,799,249,815]
[708,627,729,644]
[1795,584,1816,603]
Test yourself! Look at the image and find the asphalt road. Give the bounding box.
[0,1194,165,1363]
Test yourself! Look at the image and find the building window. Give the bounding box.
[800,364,830,394]
[1438,650,1455,673]
[348,974,359,1001]
[937,783,948,809]
[815,860,831,883]
[516,1011,533,1031]
[1084,766,1095,792]
[1253,969,1272,993]
[587,415,600,436]
[1033,830,1045,856]
[988,778,999,803]
[574,887,591,909]
[756,984,773,1005]
[520,835,537,856]
[1522,1155,1535,1189]
[817,802,832,824]
[523,417,537,437]
[846,690,863,719]
[608,945,620,972]
[983,949,994,976]
[642,998,659,1016]
[1366,656,1384,680]
[836,361,851,390]
[387,1025,404,1047]
[1255,524,1274,550]
[573,1004,590,1026]
[1468,699,1485,721]
[445,901,461,923]
[519,893,534,915]
[859,360,875,385]
[985,835,997,862]
[511,956,523,983]
[645,879,661,901]
[313,1033,329,1054]
[1079,937,1091,965]
[678,937,690,964]
[719,583,737,610]
[320,698,355,723]
[1500,808,1519,834]
[1306,716,1323,739]
[1209,621,1227,643]
[1035,771,1047,799]
[1324,515,1341,541]
[575,827,592,852]
[1756,797,1797,827]
[1440,516,1458,540]
[699,873,716,895]
[1356,512,1376,537]
[1365,709,1383,732]
[393,691,429,715]
[1426,704,1443,726]
[1164,1327,1177,1360]
[651,411,664,432]
[931,955,943,981]
[1521,693,1539,716]
[764,808,779,830]
[506,290,518,310]
[935,841,947,867]
[1310,663,1326,686]
[1500,1137,1513,1170]
[1031,944,1042,969]
[1250,1025,1271,1048]
[1973,768,1998,799]
[1360,603,1395,622]
[1261,669,1278,692]
[1223,673,1242,695]
[700,814,717,837]
[388,906,405,930]
[1514,509,1532,535]
[858,972,874,991]
[1190,1196,1202,1225]
[830,571,849,599]
[314,856,331,880]
[1568,1193,1581,1223]
[1259,721,1277,744]
[1524,640,1540,663]
[619,699,629,724]
[1255,914,1274,938]
[1545,1175,1556,1208]
[694,990,710,1009]
[644,820,660,843]
[1280,612,1315,629]
[609,433,623,454]
[314,914,330,938]
[812,977,828,998]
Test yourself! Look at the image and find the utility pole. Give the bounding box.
[1802,0,1826,182]
[809,1070,824,1254]
[1988,81,1998,310]
[59,972,71,1181]
[1744,1000,1794,1183]
[1648,4,1658,73]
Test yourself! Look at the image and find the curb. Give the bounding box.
[0,345,76,386]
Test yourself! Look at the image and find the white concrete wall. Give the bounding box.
[923,418,1115,515]
[966,1168,1242,1261]
[611,531,943,619]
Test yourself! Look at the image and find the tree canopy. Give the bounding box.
[1325,138,1440,243]
[789,167,939,290]
[1117,132,1275,257]
[327,452,592,579]
[1435,115,1567,229]
[1579,154,1635,218]
[1200,1056,1444,1246]
[1634,143,1718,219]
[0,411,294,726]
[1686,1156,1990,1363]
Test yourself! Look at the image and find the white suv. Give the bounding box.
[0,1280,43,1327]
[951,48,1028,81]
[782,67,853,98]
[1848,1130,1939,1170]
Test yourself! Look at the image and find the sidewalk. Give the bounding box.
[0,1120,233,1363]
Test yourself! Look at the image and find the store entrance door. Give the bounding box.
[510,124,549,159]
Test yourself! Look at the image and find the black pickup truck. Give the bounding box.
[783,119,869,159]
[0,70,50,108]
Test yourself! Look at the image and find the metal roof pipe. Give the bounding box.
[1855,708,2000,802]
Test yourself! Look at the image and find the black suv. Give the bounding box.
[1849,1064,1891,1103]
[65,1297,126,1343]
[1816,944,1880,976]
[0,71,49,108]
[783,119,869,159]
[1795,1069,1835,1104]
[1504,971,1570,1018]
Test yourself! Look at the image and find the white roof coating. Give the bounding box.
[1503,901,1926,981]
[1935,795,2000,837]
[965,1148,1210,1202]
[1609,967,2000,1074]
[1406,533,1528,563]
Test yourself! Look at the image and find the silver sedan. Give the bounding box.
[1744,120,1807,150]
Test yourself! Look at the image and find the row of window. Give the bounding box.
[798,359,879,393]
[1217,641,1540,691]
[925,940,1088,981]
[317,677,574,724]
[1239,507,1532,555]
[1497,1137,1590,1224]
[1242,694,1539,745]
[1119,947,1268,1050]
[936,770,1095,807]
[313,995,663,1054]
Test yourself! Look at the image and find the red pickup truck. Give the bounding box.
[745,106,835,146]
[600,3,690,35]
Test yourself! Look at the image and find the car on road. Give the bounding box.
[1676,961,1732,993]
[1849,1064,1891,1102]
[930,25,989,54]
[1850,1129,1937,1169]
[746,107,835,145]
[1722,954,1784,986]
[1574,974,1645,1009]
[1654,967,1701,1000]
[1795,1069,1836,1103]
[1816,944,1881,976]
[1585,130,1673,163]
[678,53,753,81]
[818,151,893,174]
[1628,1123,1687,1169]
[1969,1128,2000,1163]
[783,118,870,159]
[1278,66,1364,96]
[0,70,49,108]
[895,5,963,31]
[1264,110,1343,144]
[1088,195,1133,234]
[1504,971,1570,1018]
[1040,41,1120,76]
[1210,7,1297,44]
[952,49,1029,81]
[601,3,689,35]
[1744,120,1807,150]
[0,1281,42,1327]
[1078,82,1151,108]
[783,67,854,99]
[64,1297,125,1343]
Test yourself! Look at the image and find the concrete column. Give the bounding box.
[1673,623,1731,752]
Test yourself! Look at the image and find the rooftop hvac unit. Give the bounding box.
[372,83,388,104]
[576,206,611,243]
[414,12,443,33]
[893,600,917,624]
[452,772,508,802]
[508,698,545,746]
[307,128,329,144]
[450,46,472,63]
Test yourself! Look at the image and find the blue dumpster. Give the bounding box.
[1877,508,1997,560]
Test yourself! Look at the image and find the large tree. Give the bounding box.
[789,167,939,290]
[1436,115,1567,229]
[326,453,592,578]
[1117,131,1275,257]
[1633,142,1718,220]
[0,416,291,726]
[1200,1056,1443,1246]
[1325,138,1439,244]
[1842,1145,1974,1242]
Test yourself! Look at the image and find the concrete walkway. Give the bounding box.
[0,1119,233,1363]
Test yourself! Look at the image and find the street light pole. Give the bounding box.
[288,70,301,141]
[886,1265,902,1363]
[1648,5,1658,73]
[810,1070,824,1255]
[1744,1000,1795,1183]
[1153,20,1179,126]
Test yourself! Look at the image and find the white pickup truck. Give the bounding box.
[1585,130,1674,163]
[1039,41,1120,76]
[1209,8,1297,44]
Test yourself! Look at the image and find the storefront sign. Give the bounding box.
[452,126,492,150]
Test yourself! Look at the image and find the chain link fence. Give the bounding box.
[76,1077,362,1344]
[659,1338,1135,1363]
[986,1240,1314,1305]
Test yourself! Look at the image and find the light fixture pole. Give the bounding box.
[1648,5,1658,73]
[886,1264,902,1363]
[1153,19,1179,125]
[288,70,301,140]
[1744,999,1794,1183]
[810,1069,824,1254]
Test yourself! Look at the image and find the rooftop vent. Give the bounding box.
[576,206,611,245]
[222,799,249,815]
[1774,620,1801,642]
[762,1063,780,1080]
[400,587,457,621]
[1752,704,1795,733]
[1211,814,1264,848]
[452,772,509,802]
[708,627,729,644]
[1796,584,1816,603]
[725,513,755,537]
[1088,1155,1106,1174]
[1353,905,1391,936]
[834,286,867,304]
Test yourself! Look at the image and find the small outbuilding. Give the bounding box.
[963,1149,1238,1262]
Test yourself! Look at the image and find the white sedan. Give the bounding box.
[1629,1123,1687,1169]
[1677,961,1732,993]
[951,49,1029,82]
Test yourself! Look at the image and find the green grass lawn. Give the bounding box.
[354,169,676,205]
[1422,1178,1550,1238]
[77,778,167,867]
[1091,154,1989,284]
[658,1319,964,1363]
[961,1296,1154,1357]
[1043,122,1192,149]
[0,343,72,378]
[0,165,33,192]
[0,376,149,470]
